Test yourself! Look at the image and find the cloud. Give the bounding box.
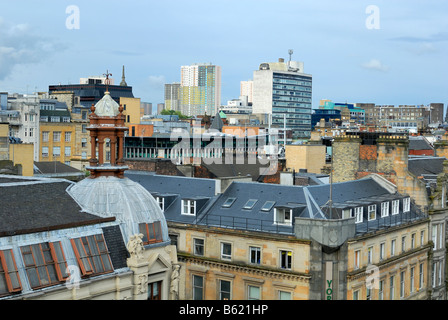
[390,32,448,43]
[361,59,389,72]
[0,18,65,80]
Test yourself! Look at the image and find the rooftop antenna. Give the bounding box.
[288,49,293,62]
[103,70,112,92]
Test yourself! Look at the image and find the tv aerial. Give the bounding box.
[288,49,293,61]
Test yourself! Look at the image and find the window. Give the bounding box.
[148,281,162,300]
[379,280,384,300]
[65,146,71,157]
[410,267,415,293]
[439,223,444,250]
[411,233,415,249]
[400,271,405,298]
[193,275,204,300]
[219,279,231,300]
[250,246,261,265]
[62,117,70,123]
[20,242,68,289]
[193,238,204,256]
[82,124,87,133]
[42,146,49,158]
[342,208,352,219]
[222,197,236,208]
[169,234,178,248]
[248,285,261,300]
[139,222,163,245]
[354,250,360,269]
[221,242,232,261]
[419,263,424,289]
[65,132,71,142]
[53,146,61,157]
[51,116,60,122]
[81,151,87,160]
[279,290,292,300]
[366,288,371,300]
[0,249,22,296]
[156,197,165,211]
[280,250,292,270]
[29,128,34,137]
[53,131,61,142]
[367,246,373,264]
[81,138,87,148]
[401,236,406,252]
[354,207,363,223]
[368,205,376,221]
[389,275,395,300]
[392,200,399,215]
[275,208,292,225]
[420,230,425,246]
[432,262,436,288]
[71,234,113,276]
[391,239,396,256]
[381,202,389,217]
[432,225,438,249]
[42,131,49,142]
[353,289,359,300]
[261,201,276,212]
[403,197,410,212]
[243,199,257,210]
[182,199,196,216]
[380,243,385,261]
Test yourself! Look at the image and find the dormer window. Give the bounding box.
[71,234,113,277]
[403,197,410,213]
[342,208,353,219]
[139,221,163,245]
[392,200,399,215]
[20,242,68,289]
[354,207,363,223]
[368,205,376,221]
[155,197,165,211]
[381,202,389,217]
[0,249,22,296]
[182,199,196,216]
[274,207,292,225]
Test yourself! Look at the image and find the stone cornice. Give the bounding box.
[178,252,311,282]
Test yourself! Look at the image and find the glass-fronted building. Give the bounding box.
[252,59,312,139]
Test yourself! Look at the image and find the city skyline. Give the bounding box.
[0,0,447,109]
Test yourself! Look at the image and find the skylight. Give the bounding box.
[261,201,276,212]
[222,197,236,208]
[243,199,258,210]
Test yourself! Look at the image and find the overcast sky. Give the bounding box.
[0,0,447,109]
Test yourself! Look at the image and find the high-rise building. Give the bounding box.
[240,80,253,104]
[252,58,312,139]
[164,83,181,112]
[179,63,222,117]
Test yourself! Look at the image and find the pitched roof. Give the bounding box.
[0,176,113,236]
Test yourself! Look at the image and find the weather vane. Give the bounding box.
[103,70,112,91]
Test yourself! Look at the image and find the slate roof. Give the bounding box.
[0,176,114,236]
[125,171,218,223]
[409,136,434,150]
[34,161,83,174]
[408,156,445,176]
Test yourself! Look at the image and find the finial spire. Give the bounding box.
[103,70,112,92]
[120,65,127,86]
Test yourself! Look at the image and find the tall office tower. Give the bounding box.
[179,63,222,117]
[240,80,254,104]
[252,58,312,139]
[164,83,181,112]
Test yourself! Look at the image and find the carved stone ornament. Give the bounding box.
[127,233,145,260]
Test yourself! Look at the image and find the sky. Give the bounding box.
[0,0,447,110]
